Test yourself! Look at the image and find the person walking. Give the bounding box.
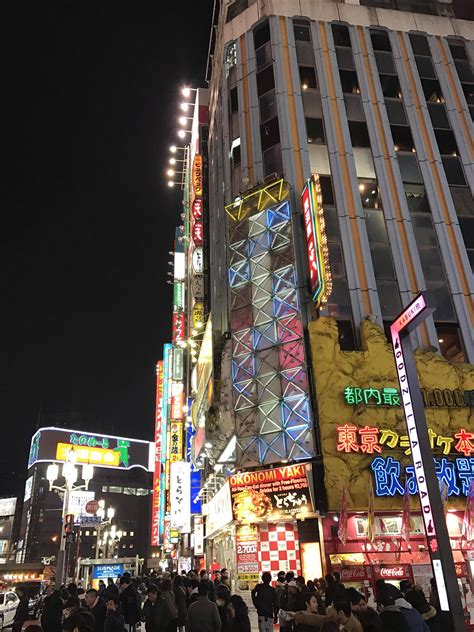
[173,576,187,632]
[185,582,221,632]
[104,579,120,602]
[119,576,142,632]
[41,588,63,632]
[142,587,160,632]
[251,572,278,632]
[157,580,178,632]
[85,588,107,632]
[104,597,127,632]
[12,586,30,632]
[228,595,250,632]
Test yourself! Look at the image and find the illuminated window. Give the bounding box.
[85,531,90,536]
[130,531,134,537]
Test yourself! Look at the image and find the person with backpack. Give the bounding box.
[251,572,278,632]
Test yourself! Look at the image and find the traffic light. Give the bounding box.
[64,514,74,535]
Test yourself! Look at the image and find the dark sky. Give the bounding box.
[2,2,212,496]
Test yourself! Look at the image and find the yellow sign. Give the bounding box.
[56,443,120,467]
[237,574,260,582]
[169,422,183,462]
[192,154,203,197]
[192,302,204,329]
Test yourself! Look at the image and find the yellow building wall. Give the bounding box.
[308,317,474,512]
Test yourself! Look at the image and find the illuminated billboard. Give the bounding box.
[28,427,153,472]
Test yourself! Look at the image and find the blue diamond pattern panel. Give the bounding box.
[228,197,316,468]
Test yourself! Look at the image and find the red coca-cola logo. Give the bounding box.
[378,566,406,579]
[340,568,369,581]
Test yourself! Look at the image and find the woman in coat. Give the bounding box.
[172,576,187,632]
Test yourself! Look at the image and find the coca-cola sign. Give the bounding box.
[373,565,411,580]
[337,567,372,582]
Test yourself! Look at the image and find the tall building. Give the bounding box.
[164,0,474,604]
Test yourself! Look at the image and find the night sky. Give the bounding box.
[2,3,212,496]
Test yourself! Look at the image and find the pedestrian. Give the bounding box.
[104,597,126,632]
[63,610,95,632]
[199,570,215,602]
[294,577,309,612]
[333,602,363,632]
[185,582,221,632]
[287,592,331,632]
[119,577,142,632]
[377,590,409,632]
[345,589,367,613]
[251,572,278,632]
[220,570,230,592]
[383,587,429,632]
[186,579,200,608]
[215,588,230,632]
[324,575,337,607]
[356,608,383,632]
[173,576,187,632]
[279,580,298,632]
[41,589,63,632]
[228,595,250,632]
[98,582,106,598]
[333,573,345,602]
[158,579,178,632]
[85,589,107,632]
[212,572,221,589]
[405,589,439,632]
[13,585,30,632]
[104,580,120,602]
[142,587,160,632]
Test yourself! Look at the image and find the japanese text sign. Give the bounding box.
[170,461,191,532]
[229,464,313,523]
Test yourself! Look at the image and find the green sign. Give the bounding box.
[173,282,184,311]
[173,348,184,381]
[344,386,400,406]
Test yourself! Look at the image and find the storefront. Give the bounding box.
[307,317,474,601]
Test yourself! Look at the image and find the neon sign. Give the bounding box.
[172,312,185,345]
[371,456,474,497]
[192,154,203,197]
[301,175,332,307]
[192,221,203,246]
[192,198,203,220]
[151,361,164,546]
[336,424,474,456]
[343,386,471,408]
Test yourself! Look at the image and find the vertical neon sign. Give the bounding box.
[390,295,464,629]
[159,343,173,541]
[301,175,332,307]
[150,361,163,546]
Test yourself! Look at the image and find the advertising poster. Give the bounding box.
[170,461,191,532]
[229,464,313,523]
[236,524,259,582]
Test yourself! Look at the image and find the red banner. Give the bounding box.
[172,312,185,345]
[192,198,203,220]
[192,221,204,246]
[151,361,164,546]
[372,564,412,581]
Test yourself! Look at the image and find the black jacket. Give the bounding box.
[173,586,187,626]
[42,594,63,632]
[251,583,277,619]
[104,585,120,602]
[104,609,126,632]
[89,598,107,632]
[13,597,29,632]
[119,585,142,625]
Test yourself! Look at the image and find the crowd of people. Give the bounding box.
[250,570,448,632]
[9,568,451,632]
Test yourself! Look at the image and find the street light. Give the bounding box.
[95,501,115,560]
[46,451,94,586]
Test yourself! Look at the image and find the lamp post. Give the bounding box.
[95,501,115,560]
[46,452,94,586]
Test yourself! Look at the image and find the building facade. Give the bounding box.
[194,0,474,587]
[19,427,153,567]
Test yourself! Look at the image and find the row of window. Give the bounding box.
[101,485,149,496]
[82,530,134,537]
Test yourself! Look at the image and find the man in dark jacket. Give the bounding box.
[85,588,107,632]
[104,579,120,602]
[142,586,160,632]
[41,588,63,632]
[13,586,29,632]
[251,572,278,632]
[119,577,142,630]
[186,582,221,632]
[105,597,126,632]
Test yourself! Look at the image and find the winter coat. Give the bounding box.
[104,609,127,632]
[186,596,221,632]
[89,597,107,632]
[251,583,278,619]
[41,593,63,632]
[119,584,142,625]
[13,597,29,632]
[173,585,187,626]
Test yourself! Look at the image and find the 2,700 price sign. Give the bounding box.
[237,543,257,555]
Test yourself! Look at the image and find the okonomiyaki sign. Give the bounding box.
[229,464,312,523]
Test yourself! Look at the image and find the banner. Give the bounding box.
[229,464,312,523]
[170,461,191,532]
[338,480,348,545]
[462,479,474,542]
[401,480,411,544]
[367,479,375,543]
[169,422,183,463]
[151,361,164,546]
[236,524,259,581]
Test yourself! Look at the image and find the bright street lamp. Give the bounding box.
[95,502,115,560]
[47,452,94,586]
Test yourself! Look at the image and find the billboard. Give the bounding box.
[0,498,16,518]
[67,491,95,521]
[170,461,191,533]
[205,482,233,538]
[229,464,313,523]
[28,427,153,472]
